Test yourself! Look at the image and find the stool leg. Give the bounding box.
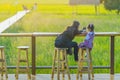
[1,49,4,77]
[87,50,94,80]
[16,49,20,79]
[2,49,8,79]
[79,49,84,80]
[62,50,65,80]
[1,49,8,78]
[89,51,94,79]
[26,49,31,79]
[80,49,84,80]
[51,49,57,80]
[76,48,83,80]
[77,48,94,80]
[57,49,60,80]
[0,50,1,76]
[64,50,70,80]
[76,48,81,80]
[52,48,71,80]
[86,49,91,80]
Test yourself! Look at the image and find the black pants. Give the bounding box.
[55,41,78,61]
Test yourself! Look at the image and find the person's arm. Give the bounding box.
[85,34,90,41]
[77,27,87,34]
[77,30,83,34]
[74,28,83,35]
[81,31,87,35]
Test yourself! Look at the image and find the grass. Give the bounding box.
[0,1,120,74]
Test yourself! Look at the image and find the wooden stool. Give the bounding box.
[15,46,31,79]
[51,48,71,80]
[0,46,8,79]
[76,48,94,80]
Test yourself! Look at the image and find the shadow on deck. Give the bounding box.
[0,74,119,80]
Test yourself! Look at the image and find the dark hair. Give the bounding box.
[72,21,80,28]
[87,24,94,31]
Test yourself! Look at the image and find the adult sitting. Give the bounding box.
[54,21,82,61]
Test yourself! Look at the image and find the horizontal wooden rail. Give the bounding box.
[7,66,110,69]
[0,32,120,75]
[33,32,120,36]
[0,33,32,37]
[0,32,120,37]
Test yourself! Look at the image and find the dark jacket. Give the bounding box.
[55,26,82,47]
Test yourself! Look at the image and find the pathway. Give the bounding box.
[0,10,30,33]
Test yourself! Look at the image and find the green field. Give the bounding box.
[0,1,120,74]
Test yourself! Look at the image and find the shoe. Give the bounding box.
[67,48,72,55]
[85,53,87,57]
[75,59,78,62]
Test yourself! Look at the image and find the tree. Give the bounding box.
[100,0,104,3]
[104,0,120,14]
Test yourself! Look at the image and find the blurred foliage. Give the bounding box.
[104,0,120,14]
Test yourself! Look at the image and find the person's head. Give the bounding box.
[34,3,37,5]
[72,20,80,29]
[87,24,94,32]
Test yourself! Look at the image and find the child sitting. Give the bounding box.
[79,24,95,50]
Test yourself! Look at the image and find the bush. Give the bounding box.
[104,0,120,14]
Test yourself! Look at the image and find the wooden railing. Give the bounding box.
[0,32,120,76]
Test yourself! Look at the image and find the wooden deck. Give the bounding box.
[1,74,119,80]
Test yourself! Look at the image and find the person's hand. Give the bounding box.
[82,27,86,32]
[80,27,87,34]
[81,31,87,35]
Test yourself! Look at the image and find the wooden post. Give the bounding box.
[32,36,36,75]
[110,36,114,75]
[95,4,98,15]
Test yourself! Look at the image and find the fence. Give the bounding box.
[0,32,119,75]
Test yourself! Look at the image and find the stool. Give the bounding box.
[51,48,71,80]
[0,46,8,79]
[76,48,94,80]
[15,46,31,79]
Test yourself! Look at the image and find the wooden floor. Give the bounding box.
[0,74,119,80]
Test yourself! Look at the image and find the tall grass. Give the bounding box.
[0,2,120,74]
